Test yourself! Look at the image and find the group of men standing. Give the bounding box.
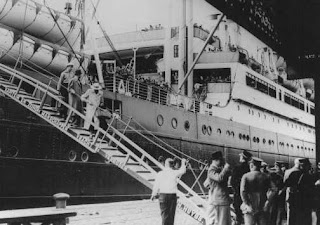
[205,150,320,225]
[151,149,320,225]
[57,63,109,136]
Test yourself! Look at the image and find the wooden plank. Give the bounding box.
[0,208,76,223]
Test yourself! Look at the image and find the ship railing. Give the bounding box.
[0,64,208,213]
[1,50,209,197]
[104,74,205,113]
[0,52,209,199]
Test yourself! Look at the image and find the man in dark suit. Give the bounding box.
[68,69,83,126]
[284,158,314,225]
[240,157,275,225]
[231,150,253,225]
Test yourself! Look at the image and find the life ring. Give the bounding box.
[118,79,125,94]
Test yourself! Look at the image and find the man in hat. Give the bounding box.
[57,62,74,118]
[284,158,314,225]
[269,161,286,225]
[68,69,83,126]
[151,158,187,225]
[231,150,253,225]
[204,151,232,225]
[81,83,103,137]
[240,157,276,225]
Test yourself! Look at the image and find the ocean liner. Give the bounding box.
[0,0,315,216]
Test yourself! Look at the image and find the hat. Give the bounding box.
[274,161,285,167]
[75,69,82,76]
[298,158,310,165]
[261,161,268,167]
[249,157,263,166]
[66,62,74,67]
[239,150,252,160]
[91,83,102,90]
[211,151,223,160]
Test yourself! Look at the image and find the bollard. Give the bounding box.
[53,193,70,209]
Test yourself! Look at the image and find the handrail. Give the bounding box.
[0,49,207,168]
[0,66,207,207]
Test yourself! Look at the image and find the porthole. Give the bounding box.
[171,118,178,129]
[263,138,266,144]
[207,126,212,135]
[81,151,89,162]
[157,115,164,126]
[226,131,230,136]
[202,125,207,135]
[237,105,240,111]
[246,135,250,141]
[217,128,222,134]
[268,140,272,145]
[253,137,256,142]
[239,133,242,140]
[256,138,260,143]
[68,150,77,162]
[184,121,190,131]
[6,146,19,158]
[231,131,235,137]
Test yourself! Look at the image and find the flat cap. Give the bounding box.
[211,151,223,160]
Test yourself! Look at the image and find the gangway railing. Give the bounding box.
[0,63,208,224]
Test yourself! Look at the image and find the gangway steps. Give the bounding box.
[0,67,208,225]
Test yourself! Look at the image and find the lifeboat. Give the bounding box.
[0,26,82,74]
[0,0,82,51]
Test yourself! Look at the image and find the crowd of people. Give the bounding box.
[152,150,320,225]
[57,63,115,139]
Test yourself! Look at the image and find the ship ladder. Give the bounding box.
[0,63,208,224]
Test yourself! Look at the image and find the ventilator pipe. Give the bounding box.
[178,14,225,93]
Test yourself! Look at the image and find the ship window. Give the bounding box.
[268,85,276,98]
[202,125,207,134]
[173,45,179,58]
[184,121,190,131]
[171,118,178,129]
[284,93,291,104]
[311,106,315,115]
[246,74,256,88]
[257,80,268,94]
[207,126,212,135]
[157,115,164,126]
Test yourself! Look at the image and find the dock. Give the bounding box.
[66,199,202,225]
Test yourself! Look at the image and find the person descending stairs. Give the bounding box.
[0,62,210,224]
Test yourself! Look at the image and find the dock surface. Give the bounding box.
[67,199,202,225]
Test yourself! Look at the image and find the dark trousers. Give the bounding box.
[233,192,243,224]
[59,83,69,118]
[159,193,177,225]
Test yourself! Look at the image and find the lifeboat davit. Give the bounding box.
[0,0,82,51]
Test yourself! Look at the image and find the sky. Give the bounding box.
[39,0,218,36]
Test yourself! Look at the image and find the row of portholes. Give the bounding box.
[239,134,250,141]
[68,150,89,162]
[278,142,314,152]
[239,105,313,134]
[202,125,212,135]
[157,115,192,132]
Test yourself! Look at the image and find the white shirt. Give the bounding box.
[152,165,186,195]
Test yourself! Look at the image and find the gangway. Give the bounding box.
[0,63,208,224]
